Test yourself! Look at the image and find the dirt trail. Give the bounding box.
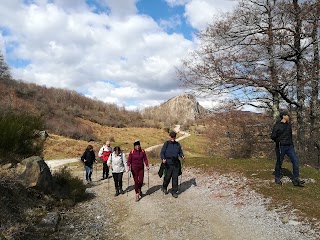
[48,128,318,239]
[51,165,318,240]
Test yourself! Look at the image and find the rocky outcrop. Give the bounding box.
[142,94,207,124]
[16,156,56,193]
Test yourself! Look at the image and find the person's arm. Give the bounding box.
[143,151,149,170]
[122,153,128,172]
[107,153,112,167]
[127,151,132,169]
[178,143,185,160]
[98,146,103,158]
[271,123,279,142]
[81,150,86,162]
[160,141,168,163]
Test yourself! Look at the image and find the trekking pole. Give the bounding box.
[108,168,110,190]
[127,168,131,196]
[147,168,150,191]
[83,166,85,183]
[95,163,97,182]
[180,159,184,190]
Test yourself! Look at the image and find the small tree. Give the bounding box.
[0,111,44,162]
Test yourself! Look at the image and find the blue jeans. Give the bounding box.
[274,144,299,179]
[85,165,93,182]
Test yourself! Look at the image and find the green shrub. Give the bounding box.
[0,111,44,159]
[53,168,86,203]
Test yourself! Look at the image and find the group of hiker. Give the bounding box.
[81,131,185,201]
[81,110,306,203]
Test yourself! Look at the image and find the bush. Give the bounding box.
[0,111,44,160]
[53,168,86,203]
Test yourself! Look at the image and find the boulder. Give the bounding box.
[16,156,56,193]
[38,212,61,232]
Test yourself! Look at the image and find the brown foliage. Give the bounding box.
[199,111,274,159]
[0,78,155,140]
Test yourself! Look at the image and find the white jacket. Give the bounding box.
[107,152,128,173]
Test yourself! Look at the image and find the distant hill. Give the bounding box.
[142,94,207,126]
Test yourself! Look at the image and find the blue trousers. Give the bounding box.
[85,165,93,182]
[274,144,299,179]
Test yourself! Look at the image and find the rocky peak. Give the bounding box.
[142,94,207,124]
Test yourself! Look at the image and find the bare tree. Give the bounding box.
[0,51,11,80]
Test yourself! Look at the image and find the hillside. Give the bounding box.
[0,78,148,140]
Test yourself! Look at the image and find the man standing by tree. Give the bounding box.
[98,141,112,180]
[160,131,185,198]
[271,111,305,187]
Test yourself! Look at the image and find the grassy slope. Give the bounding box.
[44,124,320,224]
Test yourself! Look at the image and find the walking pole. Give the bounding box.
[95,163,97,182]
[179,159,184,191]
[148,169,150,191]
[83,166,85,183]
[108,168,110,190]
[127,168,131,196]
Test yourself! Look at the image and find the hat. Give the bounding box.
[169,131,176,138]
[134,140,140,146]
[279,111,289,119]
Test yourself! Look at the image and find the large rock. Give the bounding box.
[141,94,208,124]
[16,156,55,193]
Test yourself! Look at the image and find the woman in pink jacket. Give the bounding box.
[127,140,149,202]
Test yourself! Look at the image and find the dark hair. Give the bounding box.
[86,145,93,150]
[134,140,140,147]
[279,111,289,119]
[114,146,121,153]
[169,131,176,138]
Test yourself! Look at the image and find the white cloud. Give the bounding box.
[165,0,190,7]
[184,0,238,30]
[0,0,237,110]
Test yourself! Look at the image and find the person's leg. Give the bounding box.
[112,172,119,195]
[137,168,144,196]
[171,165,179,196]
[132,168,139,194]
[163,165,173,193]
[274,145,285,184]
[88,165,93,182]
[106,164,109,178]
[102,162,107,179]
[85,166,90,183]
[119,172,124,193]
[286,145,299,178]
[286,145,304,186]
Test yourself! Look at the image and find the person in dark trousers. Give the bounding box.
[160,131,185,198]
[98,141,112,180]
[271,111,305,186]
[107,146,128,196]
[81,145,97,184]
[128,140,149,202]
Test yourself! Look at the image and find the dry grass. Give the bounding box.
[43,123,320,228]
[44,120,170,160]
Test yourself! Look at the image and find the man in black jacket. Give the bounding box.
[271,111,304,186]
[160,131,185,198]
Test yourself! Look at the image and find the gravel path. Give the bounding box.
[51,165,319,240]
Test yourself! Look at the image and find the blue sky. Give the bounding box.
[0,0,238,110]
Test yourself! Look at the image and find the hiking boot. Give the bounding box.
[162,188,168,194]
[292,178,305,187]
[115,189,120,196]
[275,177,282,185]
[135,193,140,202]
[172,192,178,198]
